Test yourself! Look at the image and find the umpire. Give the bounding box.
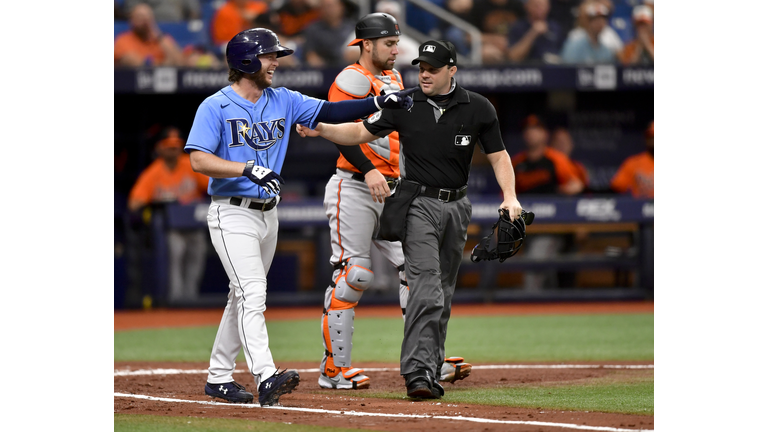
[296,40,522,399]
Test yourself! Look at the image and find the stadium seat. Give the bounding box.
[158,21,210,49]
[115,20,130,39]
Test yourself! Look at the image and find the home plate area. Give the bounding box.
[114,361,654,432]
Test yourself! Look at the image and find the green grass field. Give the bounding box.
[115,312,653,429]
[115,313,654,363]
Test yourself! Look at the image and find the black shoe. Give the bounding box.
[258,368,300,406]
[431,379,445,398]
[205,381,254,403]
[405,370,440,399]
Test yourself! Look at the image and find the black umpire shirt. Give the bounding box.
[363,82,506,190]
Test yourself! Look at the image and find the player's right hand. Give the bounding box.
[364,169,391,203]
[243,160,285,194]
[374,87,418,111]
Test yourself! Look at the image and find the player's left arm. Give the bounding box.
[487,150,522,219]
[309,88,417,128]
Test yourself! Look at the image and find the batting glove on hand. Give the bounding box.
[243,160,285,195]
[374,87,418,111]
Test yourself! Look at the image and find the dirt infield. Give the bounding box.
[114,302,654,431]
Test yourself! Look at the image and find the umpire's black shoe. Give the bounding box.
[405,370,440,399]
[205,381,254,403]
[431,379,445,398]
[258,368,300,406]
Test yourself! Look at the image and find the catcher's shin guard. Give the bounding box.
[440,356,472,383]
[320,308,371,389]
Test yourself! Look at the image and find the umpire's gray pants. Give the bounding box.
[400,195,472,378]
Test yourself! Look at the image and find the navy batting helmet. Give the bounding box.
[226,28,294,74]
[348,13,401,46]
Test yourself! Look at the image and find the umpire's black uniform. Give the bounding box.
[363,41,509,392]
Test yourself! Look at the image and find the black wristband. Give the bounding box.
[243,159,255,176]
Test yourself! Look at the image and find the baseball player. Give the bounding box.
[184,28,416,406]
[317,13,472,391]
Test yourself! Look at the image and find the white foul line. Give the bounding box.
[114,364,653,377]
[114,392,652,432]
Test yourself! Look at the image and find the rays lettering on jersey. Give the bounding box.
[225,118,286,151]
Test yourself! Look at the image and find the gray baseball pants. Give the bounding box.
[399,195,472,378]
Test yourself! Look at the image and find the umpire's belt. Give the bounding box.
[339,168,399,189]
[214,195,278,211]
[406,180,468,203]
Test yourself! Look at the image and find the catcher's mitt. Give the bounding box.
[470,209,535,263]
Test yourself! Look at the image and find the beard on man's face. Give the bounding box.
[371,46,393,71]
[245,68,272,88]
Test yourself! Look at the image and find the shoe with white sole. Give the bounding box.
[440,356,472,383]
[318,367,370,389]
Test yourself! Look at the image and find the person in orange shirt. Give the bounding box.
[128,127,211,305]
[114,3,184,67]
[276,0,321,37]
[549,126,589,189]
[611,121,654,198]
[210,0,271,48]
[511,116,584,195]
[511,115,584,291]
[620,5,653,65]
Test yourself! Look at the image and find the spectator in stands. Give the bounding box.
[275,0,321,37]
[128,127,211,306]
[550,126,588,188]
[506,0,563,64]
[123,0,201,21]
[563,0,623,60]
[511,115,584,291]
[343,1,420,69]
[620,4,653,65]
[302,0,355,67]
[611,121,653,198]
[511,116,584,195]
[441,0,475,56]
[115,3,184,67]
[547,0,581,37]
[210,0,271,49]
[467,0,525,64]
[559,1,616,64]
[406,0,445,38]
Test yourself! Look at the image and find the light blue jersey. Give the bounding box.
[185,85,324,199]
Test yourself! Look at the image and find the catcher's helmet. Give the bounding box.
[348,13,401,46]
[226,28,294,74]
[470,209,534,263]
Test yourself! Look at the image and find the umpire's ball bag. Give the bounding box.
[378,180,420,242]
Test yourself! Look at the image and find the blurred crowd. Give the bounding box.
[114,0,654,68]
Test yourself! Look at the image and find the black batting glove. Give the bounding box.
[374,87,418,111]
[243,160,285,195]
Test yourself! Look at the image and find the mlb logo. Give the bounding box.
[424,45,436,53]
[455,135,471,146]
